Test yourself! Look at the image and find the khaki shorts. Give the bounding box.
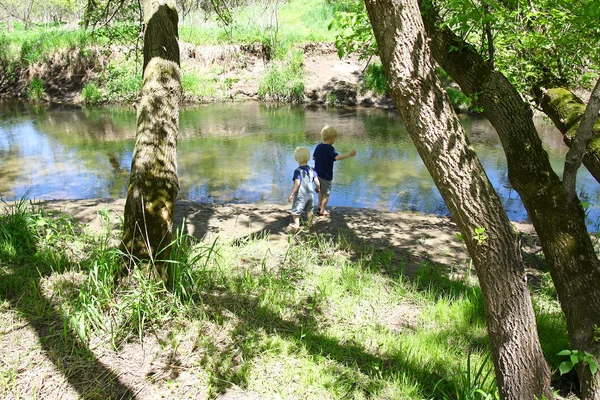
[319,178,332,196]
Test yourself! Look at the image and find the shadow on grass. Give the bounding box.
[1,265,137,399]
[0,201,137,399]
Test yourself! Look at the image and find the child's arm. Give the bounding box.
[314,176,321,193]
[335,149,357,161]
[288,179,301,202]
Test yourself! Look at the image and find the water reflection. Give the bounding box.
[1,101,599,226]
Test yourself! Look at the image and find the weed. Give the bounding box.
[434,351,499,400]
[362,62,388,95]
[258,49,304,103]
[81,82,103,105]
[27,77,45,102]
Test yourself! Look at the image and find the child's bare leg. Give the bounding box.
[320,195,330,215]
[289,215,300,228]
[317,191,324,213]
[307,212,314,228]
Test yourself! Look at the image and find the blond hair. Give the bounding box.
[294,146,311,164]
[321,125,338,141]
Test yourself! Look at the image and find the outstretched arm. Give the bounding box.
[335,149,357,161]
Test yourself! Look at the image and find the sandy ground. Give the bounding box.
[39,198,542,277]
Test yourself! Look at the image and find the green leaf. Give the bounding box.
[557,350,572,356]
[571,354,579,366]
[590,361,598,375]
[559,361,573,375]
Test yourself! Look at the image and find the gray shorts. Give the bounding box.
[319,178,332,196]
[291,192,314,215]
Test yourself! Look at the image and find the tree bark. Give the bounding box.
[562,77,600,203]
[532,84,600,185]
[122,0,181,279]
[421,3,600,398]
[364,1,552,399]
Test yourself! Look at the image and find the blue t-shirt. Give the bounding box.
[292,165,316,182]
[313,143,338,181]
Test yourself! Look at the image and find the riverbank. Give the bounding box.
[0,40,395,108]
[39,198,544,278]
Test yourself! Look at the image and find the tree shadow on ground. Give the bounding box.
[195,273,471,398]
[1,236,136,399]
[182,207,496,398]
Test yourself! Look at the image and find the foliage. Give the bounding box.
[436,0,600,93]
[181,72,218,100]
[16,28,88,66]
[0,34,19,92]
[434,351,499,400]
[362,62,388,95]
[81,82,103,105]
[258,49,305,103]
[27,77,45,102]
[102,58,142,103]
[328,0,375,60]
[557,349,599,376]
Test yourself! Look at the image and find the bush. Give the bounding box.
[181,72,217,100]
[103,58,142,103]
[81,82,103,105]
[27,77,45,102]
[258,49,304,103]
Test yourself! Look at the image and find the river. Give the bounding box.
[1,101,599,227]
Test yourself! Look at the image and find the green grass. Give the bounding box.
[258,49,305,103]
[0,199,570,398]
[26,77,45,102]
[81,82,103,105]
[179,0,338,48]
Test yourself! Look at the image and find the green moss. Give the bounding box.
[547,88,586,137]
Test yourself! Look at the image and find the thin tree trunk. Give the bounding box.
[364,1,552,398]
[421,3,600,397]
[122,0,181,280]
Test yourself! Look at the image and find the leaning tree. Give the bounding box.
[364,0,553,398]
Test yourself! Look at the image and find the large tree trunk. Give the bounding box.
[364,1,552,398]
[421,3,600,398]
[122,0,181,279]
[532,84,600,184]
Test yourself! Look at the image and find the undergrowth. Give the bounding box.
[0,199,569,399]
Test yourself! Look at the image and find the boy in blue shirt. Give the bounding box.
[288,147,321,229]
[312,125,356,216]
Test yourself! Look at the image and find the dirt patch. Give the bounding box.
[38,198,542,277]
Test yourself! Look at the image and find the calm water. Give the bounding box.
[1,101,599,225]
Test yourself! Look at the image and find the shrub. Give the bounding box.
[258,49,304,103]
[81,82,103,105]
[27,77,45,102]
[181,72,217,100]
[103,58,142,103]
[362,62,388,95]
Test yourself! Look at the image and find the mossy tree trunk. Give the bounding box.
[122,0,181,280]
[532,84,600,185]
[364,1,552,398]
[421,2,600,398]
